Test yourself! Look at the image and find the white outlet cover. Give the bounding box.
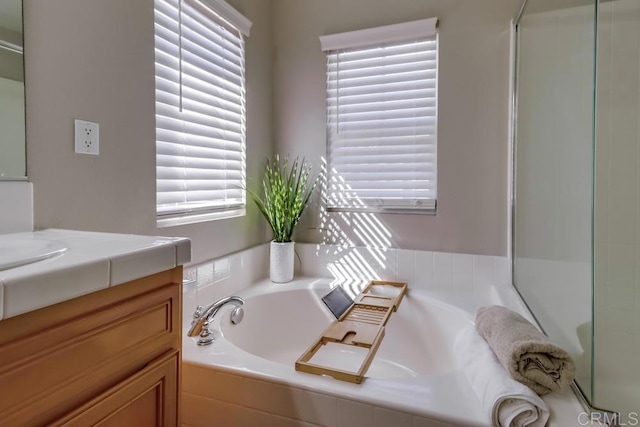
[74,119,99,155]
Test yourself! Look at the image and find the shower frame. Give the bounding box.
[509,0,616,420]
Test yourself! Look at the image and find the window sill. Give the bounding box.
[157,207,246,228]
[326,205,436,215]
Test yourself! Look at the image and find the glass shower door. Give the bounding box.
[513,0,596,403]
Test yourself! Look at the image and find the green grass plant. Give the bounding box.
[248,155,317,243]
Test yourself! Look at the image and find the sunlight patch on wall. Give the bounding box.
[309,157,394,286]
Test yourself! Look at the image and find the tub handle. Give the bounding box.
[188,296,245,346]
[196,321,216,346]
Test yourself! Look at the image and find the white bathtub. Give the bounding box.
[182,277,589,427]
[223,282,470,381]
[183,278,491,426]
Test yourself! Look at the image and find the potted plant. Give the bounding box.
[248,155,317,283]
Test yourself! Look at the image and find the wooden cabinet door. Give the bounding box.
[0,269,182,425]
[52,350,179,427]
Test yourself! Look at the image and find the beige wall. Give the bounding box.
[272,0,520,256]
[24,0,519,261]
[24,0,273,265]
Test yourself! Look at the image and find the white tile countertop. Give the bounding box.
[0,229,191,320]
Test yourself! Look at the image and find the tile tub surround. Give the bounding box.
[182,362,460,427]
[184,243,511,297]
[183,244,587,426]
[182,363,590,427]
[183,243,527,334]
[182,243,515,331]
[294,244,512,293]
[0,228,190,319]
[182,243,269,328]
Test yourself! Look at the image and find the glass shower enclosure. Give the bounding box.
[513,0,640,416]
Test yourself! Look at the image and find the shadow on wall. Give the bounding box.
[301,157,394,291]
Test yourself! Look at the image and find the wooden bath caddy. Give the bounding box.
[295,280,407,384]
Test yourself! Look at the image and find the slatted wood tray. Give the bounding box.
[295,280,407,384]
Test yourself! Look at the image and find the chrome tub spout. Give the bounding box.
[188,295,244,346]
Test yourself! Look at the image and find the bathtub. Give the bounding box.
[182,277,491,426]
[181,277,587,427]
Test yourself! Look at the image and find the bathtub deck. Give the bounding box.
[182,277,590,427]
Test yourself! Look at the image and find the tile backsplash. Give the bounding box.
[295,244,510,292]
[184,242,510,322]
[183,243,269,324]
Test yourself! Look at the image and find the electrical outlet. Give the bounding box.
[74,119,99,155]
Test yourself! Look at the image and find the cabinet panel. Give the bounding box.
[53,350,179,427]
[100,386,159,427]
[0,267,182,426]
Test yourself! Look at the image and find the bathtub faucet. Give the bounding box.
[188,295,245,346]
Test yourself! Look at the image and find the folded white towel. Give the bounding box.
[455,326,550,427]
[476,306,575,395]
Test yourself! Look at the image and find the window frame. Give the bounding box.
[154,0,252,227]
[320,18,439,215]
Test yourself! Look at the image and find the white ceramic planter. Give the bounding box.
[270,241,294,283]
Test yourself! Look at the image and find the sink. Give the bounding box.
[0,239,67,271]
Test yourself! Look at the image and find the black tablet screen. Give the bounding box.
[321,286,354,319]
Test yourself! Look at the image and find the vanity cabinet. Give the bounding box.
[0,267,182,426]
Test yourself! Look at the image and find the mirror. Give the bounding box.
[0,0,25,179]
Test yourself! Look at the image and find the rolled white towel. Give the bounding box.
[455,326,550,427]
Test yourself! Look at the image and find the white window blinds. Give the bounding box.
[154,0,251,222]
[320,18,438,213]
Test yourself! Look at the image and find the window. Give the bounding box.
[320,18,438,214]
[154,0,252,226]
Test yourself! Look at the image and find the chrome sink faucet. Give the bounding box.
[187,295,245,346]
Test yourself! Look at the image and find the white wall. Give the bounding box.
[272,0,521,257]
[24,0,274,265]
[594,0,640,414]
